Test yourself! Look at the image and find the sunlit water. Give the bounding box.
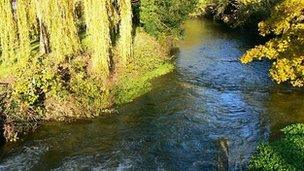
[1,19,304,171]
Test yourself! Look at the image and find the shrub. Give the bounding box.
[140,0,197,36]
[250,124,304,170]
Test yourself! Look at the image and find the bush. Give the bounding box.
[250,124,304,170]
[140,0,197,36]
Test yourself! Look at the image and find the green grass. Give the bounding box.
[114,63,173,104]
[249,124,304,171]
[114,29,174,104]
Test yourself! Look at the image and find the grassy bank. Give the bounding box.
[0,29,174,142]
[0,0,199,143]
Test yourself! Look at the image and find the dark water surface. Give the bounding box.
[1,19,304,170]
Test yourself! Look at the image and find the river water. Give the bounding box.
[1,19,304,170]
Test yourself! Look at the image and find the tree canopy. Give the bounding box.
[241,0,304,87]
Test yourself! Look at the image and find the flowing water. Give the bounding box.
[1,19,304,171]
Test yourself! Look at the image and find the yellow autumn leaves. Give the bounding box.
[241,0,304,87]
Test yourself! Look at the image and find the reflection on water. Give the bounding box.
[266,91,304,139]
[0,19,304,170]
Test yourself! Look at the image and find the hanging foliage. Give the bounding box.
[83,0,111,77]
[241,0,304,87]
[27,0,39,39]
[107,0,120,34]
[118,0,133,65]
[0,0,18,63]
[16,0,34,61]
[36,0,81,61]
[33,0,49,54]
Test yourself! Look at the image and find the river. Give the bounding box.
[1,19,304,170]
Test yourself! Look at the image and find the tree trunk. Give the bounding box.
[39,17,50,54]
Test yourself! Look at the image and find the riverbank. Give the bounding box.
[0,0,199,144]
[2,18,304,170]
[0,29,174,142]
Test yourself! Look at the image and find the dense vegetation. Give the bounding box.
[140,0,197,37]
[249,124,304,170]
[194,0,304,87]
[192,0,277,28]
[241,0,304,87]
[0,0,196,141]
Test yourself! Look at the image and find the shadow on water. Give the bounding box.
[0,19,304,170]
[0,119,4,146]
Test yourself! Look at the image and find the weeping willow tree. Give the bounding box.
[35,0,81,61]
[16,0,37,62]
[0,0,18,63]
[118,0,133,65]
[33,0,49,54]
[107,0,120,35]
[83,0,111,77]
